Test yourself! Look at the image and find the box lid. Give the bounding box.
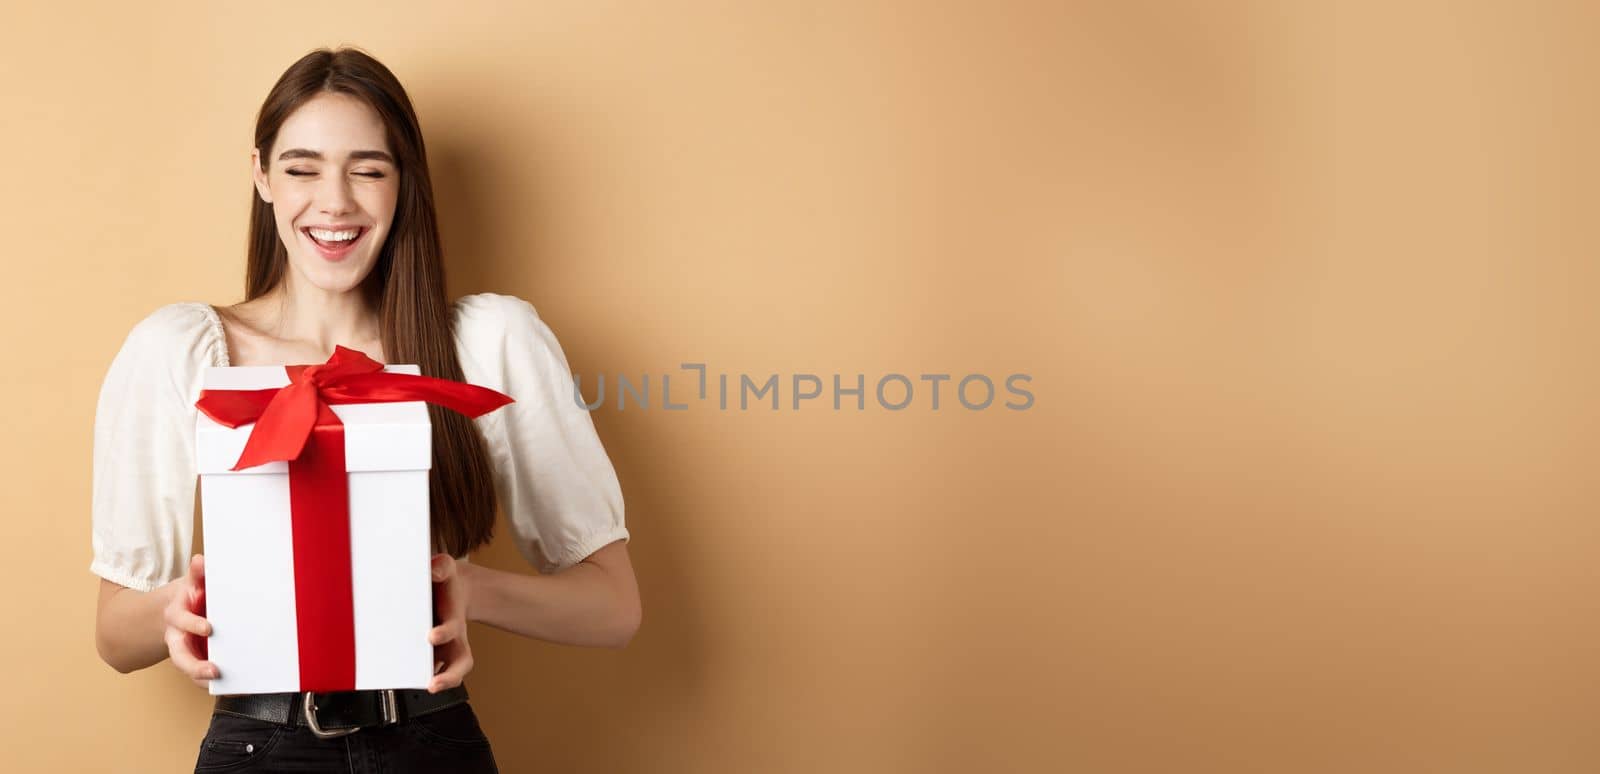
[195,364,432,475]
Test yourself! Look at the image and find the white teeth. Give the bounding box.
[309,227,360,241]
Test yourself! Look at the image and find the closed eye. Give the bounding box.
[284,170,387,178]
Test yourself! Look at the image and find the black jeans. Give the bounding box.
[192,700,499,773]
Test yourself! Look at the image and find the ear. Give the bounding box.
[251,147,272,204]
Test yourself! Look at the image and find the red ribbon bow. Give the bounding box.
[195,345,513,691]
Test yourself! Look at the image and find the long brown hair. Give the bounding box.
[247,46,497,557]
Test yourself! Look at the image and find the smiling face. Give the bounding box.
[251,91,399,296]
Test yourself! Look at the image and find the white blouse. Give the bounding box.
[89,292,629,592]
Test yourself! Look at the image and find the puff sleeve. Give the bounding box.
[453,293,629,574]
[89,303,224,592]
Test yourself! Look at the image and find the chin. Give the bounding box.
[289,256,379,294]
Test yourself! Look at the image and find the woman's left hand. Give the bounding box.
[427,553,474,693]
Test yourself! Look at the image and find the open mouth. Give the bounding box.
[300,226,368,259]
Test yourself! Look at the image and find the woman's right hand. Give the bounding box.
[163,553,218,688]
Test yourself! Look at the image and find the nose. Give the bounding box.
[316,173,356,216]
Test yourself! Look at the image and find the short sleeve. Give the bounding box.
[453,293,629,574]
[89,303,224,592]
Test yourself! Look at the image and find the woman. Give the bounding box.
[90,47,641,773]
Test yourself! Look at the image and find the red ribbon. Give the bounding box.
[195,345,513,691]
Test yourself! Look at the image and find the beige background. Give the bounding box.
[1,1,1596,772]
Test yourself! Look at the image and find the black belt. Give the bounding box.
[214,685,470,739]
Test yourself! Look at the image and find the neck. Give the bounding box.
[261,273,380,354]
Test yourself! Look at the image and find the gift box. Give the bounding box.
[193,346,512,695]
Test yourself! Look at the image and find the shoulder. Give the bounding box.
[451,293,548,387]
[116,301,225,366]
[449,292,582,392]
[452,292,542,336]
[102,301,225,391]
[451,292,555,362]
[98,301,223,414]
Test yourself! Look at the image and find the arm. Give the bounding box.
[446,294,640,653]
[461,539,641,648]
[89,305,217,678]
[95,554,217,685]
[95,578,178,673]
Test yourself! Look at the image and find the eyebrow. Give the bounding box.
[276,148,396,164]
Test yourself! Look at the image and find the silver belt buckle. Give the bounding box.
[303,690,399,739]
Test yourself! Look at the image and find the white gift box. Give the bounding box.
[195,364,434,695]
